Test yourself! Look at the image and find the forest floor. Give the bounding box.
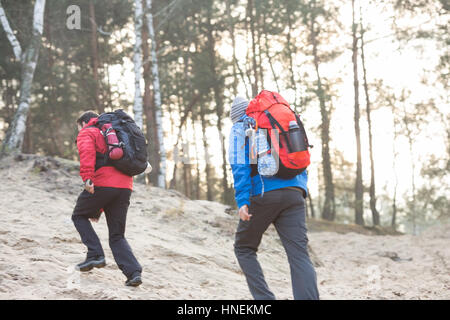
[0,154,448,300]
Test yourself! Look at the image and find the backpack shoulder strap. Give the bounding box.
[264,110,287,135]
[83,125,112,170]
[264,110,293,152]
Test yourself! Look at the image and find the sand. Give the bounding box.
[0,155,448,300]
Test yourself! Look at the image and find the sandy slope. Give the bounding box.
[0,155,448,300]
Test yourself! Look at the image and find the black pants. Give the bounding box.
[72,187,142,279]
[234,188,319,300]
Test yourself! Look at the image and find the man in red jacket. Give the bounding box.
[72,111,142,287]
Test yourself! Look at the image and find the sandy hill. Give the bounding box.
[0,154,448,300]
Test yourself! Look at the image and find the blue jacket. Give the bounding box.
[229,115,308,208]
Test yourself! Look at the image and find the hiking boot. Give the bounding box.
[125,272,142,287]
[76,256,106,272]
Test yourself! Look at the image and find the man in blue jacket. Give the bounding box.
[229,96,319,300]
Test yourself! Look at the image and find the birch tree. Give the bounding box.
[145,0,166,188]
[0,0,46,153]
[133,0,144,130]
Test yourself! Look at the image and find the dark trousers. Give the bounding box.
[72,187,142,279]
[234,188,319,300]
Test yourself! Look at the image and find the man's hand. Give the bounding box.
[84,179,94,194]
[238,205,252,221]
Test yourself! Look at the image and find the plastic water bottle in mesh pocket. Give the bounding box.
[256,129,278,176]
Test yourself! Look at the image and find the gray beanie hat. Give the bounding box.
[230,96,249,124]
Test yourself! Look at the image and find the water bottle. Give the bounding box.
[101,123,123,160]
[255,129,278,176]
[144,162,152,174]
[288,120,307,152]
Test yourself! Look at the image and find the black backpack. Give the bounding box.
[93,109,148,176]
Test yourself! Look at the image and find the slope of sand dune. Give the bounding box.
[0,154,448,300]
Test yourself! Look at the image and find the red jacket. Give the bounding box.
[77,118,133,190]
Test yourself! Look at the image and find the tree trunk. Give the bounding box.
[142,16,160,186]
[247,0,259,96]
[200,110,213,201]
[182,122,192,198]
[89,0,103,113]
[168,92,200,189]
[263,18,281,92]
[145,0,166,188]
[1,0,46,153]
[391,173,398,230]
[193,122,201,200]
[133,0,144,130]
[402,103,417,235]
[169,111,189,190]
[409,141,416,235]
[2,80,16,127]
[206,3,229,203]
[0,3,22,61]
[360,9,380,226]
[307,187,316,219]
[42,8,58,156]
[285,1,298,105]
[171,156,178,190]
[23,114,33,154]
[226,0,249,99]
[390,91,400,231]
[228,3,238,98]
[352,0,364,226]
[256,10,264,90]
[310,7,336,221]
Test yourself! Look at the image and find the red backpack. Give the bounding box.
[246,90,311,179]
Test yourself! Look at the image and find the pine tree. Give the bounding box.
[359,5,380,225]
[351,0,364,226]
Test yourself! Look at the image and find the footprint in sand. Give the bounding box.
[12,238,40,249]
[51,236,80,243]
